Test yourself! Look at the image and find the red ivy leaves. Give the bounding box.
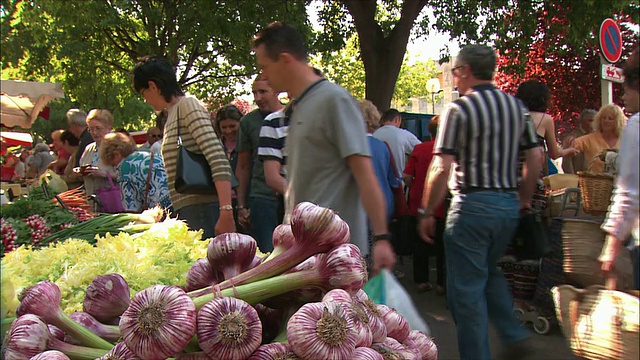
[495,13,636,138]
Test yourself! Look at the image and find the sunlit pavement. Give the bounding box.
[395,256,577,360]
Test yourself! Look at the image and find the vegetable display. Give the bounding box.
[1,202,438,359]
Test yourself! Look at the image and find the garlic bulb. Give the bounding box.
[352,347,384,360]
[207,233,257,280]
[175,352,210,359]
[29,350,71,360]
[17,281,113,350]
[48,325,65,341]
[96,342,140,360]
[407,330,438,360]
[196,297,262,360]
[349,301,373,348]
[185,258,223,292]
[82,274,131,324]
[322,289,353,304]
[287,302,357,360]
[2,314,49,359]
[254,303,283,344]
[290,202,350,248]
[377,304,410,342]
[194,203,351,297]
[355,298,387,343]
[119,285,196,359]
[247,343,298,360]
[401,337,423,360]
[65,312,120,344]
[263,224,296,262]
[2,314,108,360]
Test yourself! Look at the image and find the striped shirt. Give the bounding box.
[435,84,539,193]
[161,96,231,210]
[258,110,287,167]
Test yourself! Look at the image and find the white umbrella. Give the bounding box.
[1,80,65,129]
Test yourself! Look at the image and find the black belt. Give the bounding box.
[460,187,516,194]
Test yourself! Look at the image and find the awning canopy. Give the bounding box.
[0,131,33,147]
[1,80,65,129]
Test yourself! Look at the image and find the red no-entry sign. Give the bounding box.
[599,18,622,64]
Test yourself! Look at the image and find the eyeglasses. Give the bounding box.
[150,134,163,138]
[88,126,106,133]
[451,65,465,75]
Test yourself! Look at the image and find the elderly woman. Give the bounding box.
[78,109,118,199]
[99,132,171,213]
[568,104,626,173]
[26,143,55,179]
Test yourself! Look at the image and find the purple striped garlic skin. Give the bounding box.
[119,285,196,359]
[196,297,262,360]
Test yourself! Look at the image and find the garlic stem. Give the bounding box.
[188,203,350,298]
[193,244,364,309]
[17,281,114,350]
[49,337,110,360]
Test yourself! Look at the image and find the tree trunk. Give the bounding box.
[342,0,427,111]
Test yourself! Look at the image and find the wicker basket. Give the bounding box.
[577,171,614,215]
[561,218,633,289]
[552,284,639,360]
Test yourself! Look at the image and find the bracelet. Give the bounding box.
[417,208,433,219]
[236,205,246,210]
[219,204,234,211]
[372,233,393,242]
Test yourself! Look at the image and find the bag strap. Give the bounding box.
[383,141,401,177]
[144,152,154,208]
[176,106,183,146]
[106,171,115,188]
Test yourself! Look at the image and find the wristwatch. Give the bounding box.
[373,233,393,242]
[219,204,234,211]
[417,208,433,219]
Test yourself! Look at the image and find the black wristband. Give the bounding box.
[373,233,393,242]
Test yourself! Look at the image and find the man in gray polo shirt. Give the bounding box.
[252,22,395,271]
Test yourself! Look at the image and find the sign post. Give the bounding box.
[598,18,623,107]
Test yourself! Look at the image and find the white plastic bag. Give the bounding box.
[364,269,430,335]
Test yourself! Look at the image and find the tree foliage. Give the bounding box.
[495,13,638,137]
[316,0,637,110]
[1,0,311,132]
[311,34,439,107]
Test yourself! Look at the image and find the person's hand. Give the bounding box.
[215,210,236,235]
[372,239,396,275]
[599,234,622,274]
[86,167,106,178]
[237,208,251,228]
[519,200,532,212]
[417,216,436,244]
[564,147,580,157]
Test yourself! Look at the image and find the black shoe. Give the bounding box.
[499,339,537,360]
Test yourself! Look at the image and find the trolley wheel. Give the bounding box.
[533,316,550,335]
[514,308,526,326]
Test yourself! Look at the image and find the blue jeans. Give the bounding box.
[249,197,280,253]
[444,191,529,360]
[176,202,220,241]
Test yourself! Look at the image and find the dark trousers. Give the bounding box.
[412,216,446,286]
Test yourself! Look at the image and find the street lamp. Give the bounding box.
[426,78,443,115]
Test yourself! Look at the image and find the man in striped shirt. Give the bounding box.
[258,109,287,195]
[418,45,542,360]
